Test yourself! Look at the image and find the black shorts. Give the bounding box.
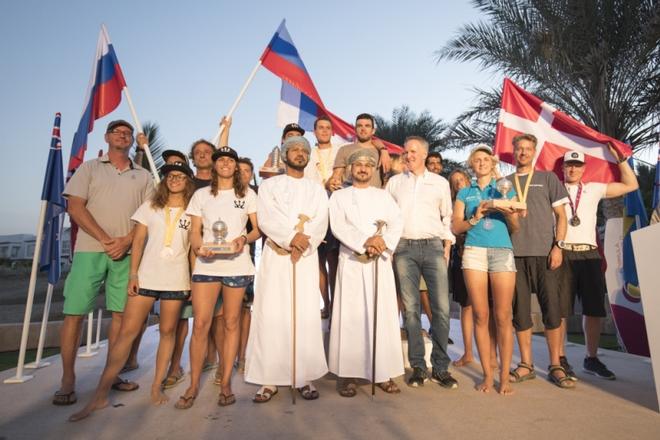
[559,249,607,318]
[242,281,254,308]
[318,226,339,257]
[512,256,562,331]
[138,288,189,301]
[450,261,469,307]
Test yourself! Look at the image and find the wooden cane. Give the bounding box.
[371,220,386,398]
[291,214,311,404]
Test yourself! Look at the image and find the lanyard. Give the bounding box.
[566,182,583,218]
[514,169,534,204]
[163,207,185,248]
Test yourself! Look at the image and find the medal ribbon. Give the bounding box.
[566,182,583,220]
[164,207,185,248]
[514,169,534,204]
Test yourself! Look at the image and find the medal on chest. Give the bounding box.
[161,206,184,260]
[566,182,583,227]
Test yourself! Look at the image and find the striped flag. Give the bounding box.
[39,113,66,285]
[67,25,127,176]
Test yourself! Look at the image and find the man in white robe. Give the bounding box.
[245,136,329,402]
[328,148,404,397]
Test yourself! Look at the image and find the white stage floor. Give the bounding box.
[1,319,658,439]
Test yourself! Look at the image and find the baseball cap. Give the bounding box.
[470,143,493,155]
[106,119,134,133]
[563,151,585,163]
[162,149,188,164]
[160,162,193,178]
[282,123,305,138]
[212,146,239,162]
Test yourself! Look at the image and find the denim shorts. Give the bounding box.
[461,246,516,273]
[138,288,189,300]
[191,274,254,288]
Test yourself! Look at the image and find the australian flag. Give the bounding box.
[39,113,66,285]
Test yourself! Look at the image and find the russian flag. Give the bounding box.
[67,25,127,175]
[265,20,402,153]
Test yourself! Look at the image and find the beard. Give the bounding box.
[285,158,308,171]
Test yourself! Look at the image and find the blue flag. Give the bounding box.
[621,158,648,297]
[39,113,67,285]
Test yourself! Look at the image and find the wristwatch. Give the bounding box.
[554,240,565,249]
[468,216,480,226]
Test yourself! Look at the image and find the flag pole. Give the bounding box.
[25,283,54,369]
[212,59,262,147]
[3,201,48,384]
[78,312,98,358]
[100,24,160,184]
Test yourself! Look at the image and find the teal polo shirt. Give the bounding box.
[456,178,516,249]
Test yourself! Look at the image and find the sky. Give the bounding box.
[0,0,502,235]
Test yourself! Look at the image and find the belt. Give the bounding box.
[562,243,597,252]
[352,251,377,264]
[399,237,441,245]
[265,238,291,256]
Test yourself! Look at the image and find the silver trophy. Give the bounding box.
[259,146,286,177]
[496,177,513,199]
[487,177,526,210]
[202,219,236,254]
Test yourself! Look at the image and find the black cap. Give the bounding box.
[212,146,239,162]
[282,123,305,138]
[106,119,134,133]
[162,149,188,164]
[160,162,194,178]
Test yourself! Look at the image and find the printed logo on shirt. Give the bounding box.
[234,200,245,209]
[178,218,191,230]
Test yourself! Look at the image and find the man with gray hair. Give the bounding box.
[245,136,329,402]
[386,136,457,389]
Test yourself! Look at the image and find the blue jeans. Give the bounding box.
[394,238,450,373]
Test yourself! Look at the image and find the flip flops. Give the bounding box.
[111,378,140,392]
[217,393,236,406]
[52,390,77,406]
[174,394,196,410]
[162,369,186,389]
[253,386,278,403]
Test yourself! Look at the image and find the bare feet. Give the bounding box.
[453,354,474,367]
[68,398,109,422]
[498,381,514,395]
[151,386,169,406]
[475,377,493,393]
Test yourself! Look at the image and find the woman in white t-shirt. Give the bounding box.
[69,162,196,422]
[176,146,260,409]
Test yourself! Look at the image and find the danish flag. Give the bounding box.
[493,78,632,183]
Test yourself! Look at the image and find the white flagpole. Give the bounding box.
[100,24,160,184]
[78,312,98,358]
[211,59,263,147]
[25,283,54,369]
[3,201,48,383]
[92,308,105,349]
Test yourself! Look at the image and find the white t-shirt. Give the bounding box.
[564,182,607,246]
[186,186,257,276]
[131,202,191,291]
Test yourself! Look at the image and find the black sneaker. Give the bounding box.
[407,367,428,388]
[559,356,578,382]
[583,357,616,380]
[431,370,458,389]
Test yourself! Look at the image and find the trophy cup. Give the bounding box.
[202,220,237,254]
[259,146,286,178]
[486,177,527,210]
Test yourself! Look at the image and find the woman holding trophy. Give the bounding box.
[451,145,520,395]
[69,162,196,421]
[178,146,260,409]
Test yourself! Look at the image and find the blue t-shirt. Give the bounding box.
[456,178,516,249]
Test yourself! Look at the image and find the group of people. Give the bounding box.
[52,111,639,421]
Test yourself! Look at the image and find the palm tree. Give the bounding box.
[436,0,660,154]
[134,121,166,171]
[374,105,462,173]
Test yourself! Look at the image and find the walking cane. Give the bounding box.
[371,220,386,398]
[291,214,311,404]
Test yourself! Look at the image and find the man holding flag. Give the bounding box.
[54,120,153,405]
[558,146,638,380]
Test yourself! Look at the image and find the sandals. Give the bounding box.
[253,386,278,403]
[162,369,186,389]
[548,365,576,389]
[111,378,140,392]
[338,379,357,398]
[174,394,197,410]
[52,390,77,406]
[377,379,401,394]
[297,384,320,400]
[509,362,536,383]
[202,362,218,372]
[119,363,139,374]
[218,393,236,406]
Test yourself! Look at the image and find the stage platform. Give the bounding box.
[1,320,658,439]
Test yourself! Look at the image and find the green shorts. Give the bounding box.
[63,252,130,315]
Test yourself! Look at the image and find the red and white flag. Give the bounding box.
[493,78,632,183]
